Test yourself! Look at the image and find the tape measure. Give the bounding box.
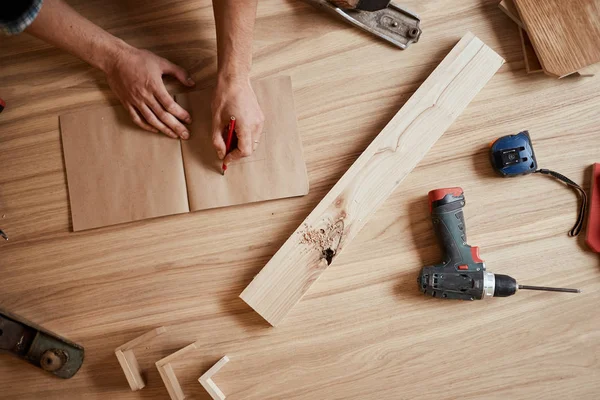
[490,130,587,236]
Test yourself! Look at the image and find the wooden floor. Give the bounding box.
[1,0,599,399]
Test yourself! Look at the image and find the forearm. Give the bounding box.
[25,0,128,73]
[212,0,258,81]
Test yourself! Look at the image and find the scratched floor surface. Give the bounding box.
[0,0,599,399]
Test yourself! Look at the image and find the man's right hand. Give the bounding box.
[105,47,195,139]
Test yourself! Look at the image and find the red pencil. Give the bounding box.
[222,116,236,175]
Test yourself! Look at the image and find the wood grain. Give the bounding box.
[115,327,167,391]
[519,28,543,73]
[240,33,505,326]
[513,0,600,77]
[499,0,543,74]
[199,356,230,400]
[498,0,594,77]
[1,0,600,399]
[498,0,523,28]
[156,343,198,400]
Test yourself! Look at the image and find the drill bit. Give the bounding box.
[0,229,7,240]
[518,285,580,293]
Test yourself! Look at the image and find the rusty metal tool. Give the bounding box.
[304,0,422,49]
[0,309,84,378]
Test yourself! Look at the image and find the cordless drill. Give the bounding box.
[418,187,580,300]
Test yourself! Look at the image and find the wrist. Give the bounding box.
[217,68,250,86]
[94,38,132,74]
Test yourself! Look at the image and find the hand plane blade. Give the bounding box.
[304,0,422,49]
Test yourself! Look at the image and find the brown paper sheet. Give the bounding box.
[60,76,309,231]
[178,75,309,211]
[60,107,190,231]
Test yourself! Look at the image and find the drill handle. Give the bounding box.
[428,188,468,267]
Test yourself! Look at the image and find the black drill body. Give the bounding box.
[418,188,518,300]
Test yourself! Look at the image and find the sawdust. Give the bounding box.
[299,220,344,252]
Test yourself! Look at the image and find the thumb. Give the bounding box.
[162,60,195,87]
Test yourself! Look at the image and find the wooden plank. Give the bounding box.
[114,327,167,391]
[116,326,167,352]
[578,64,600,77]
[4,1,600,398]
[498,0,523,28]
[519,28,543,73]
[115,350,144,391]
[499,0,594,77]
[155,342,197,368]
[157,363,185,400]
[499,0,543,74]
[199,356,230,400]
[155,343,197,400]
[239,32,505,326]
[513,0,600,77]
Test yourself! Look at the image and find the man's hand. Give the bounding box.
[106,47,195,139]
[211,77,264,165]
[211,0,261,165]
[24,0,196,140]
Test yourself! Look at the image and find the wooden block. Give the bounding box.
[520,28,543,73]
[499,0,595,77]
[498,0,523,28]
[199,356,230,400]
[577,64,600,77]
[513,0,600,77]
[499,0,543,74]
[114,327,167,391]
[116,326,167,352]
[239,32,505,326]
[157,363,185,400]
[115,350,144,391]
[155,343,197,400]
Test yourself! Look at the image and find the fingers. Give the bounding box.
[223,148,244,165]
[147,96,189,139]
[138,104,178,139]
[219,115,265,165]
[156,86,192,124]
[236,127,254,157]
[162,60,195,87]
[252,118,265,151]
[127,106,158,134]
[222,127,254,166]
[212,127,227,159]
